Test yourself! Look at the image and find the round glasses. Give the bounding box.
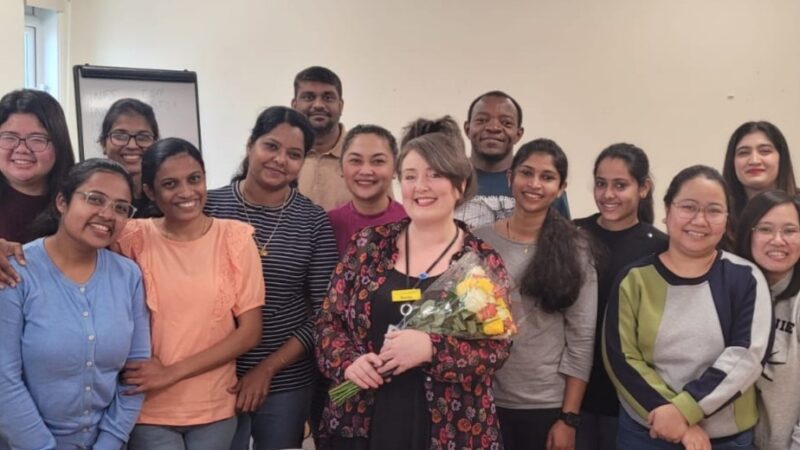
[752,225,800,242]
[671,201,728,224]
[0,132,51,153]
[76,191,137,218]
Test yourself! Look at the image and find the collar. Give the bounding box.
[311,123,346,158]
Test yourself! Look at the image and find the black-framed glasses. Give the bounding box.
[752,224,800,242]
[76,191,137,218]
[0,132,51,153]
[107,131,156,148]
[671,200,728,224]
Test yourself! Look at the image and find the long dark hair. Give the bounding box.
[722,121,797,218]
[0,89,75,204]
[735,190,800,300]
[33,159,133,236]
[594,143,655,224]
[232,106,315,182]
[514,138,590,312]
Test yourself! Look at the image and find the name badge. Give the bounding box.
[391,288,421,302]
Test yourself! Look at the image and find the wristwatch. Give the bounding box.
[558,411,581,428]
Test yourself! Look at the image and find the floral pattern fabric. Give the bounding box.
[315,218,511,450]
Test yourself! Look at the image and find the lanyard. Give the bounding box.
[404,222,460,289]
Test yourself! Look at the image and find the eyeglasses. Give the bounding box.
[107,131,156,148]
[671,201,728,224]
[752,224,800,242]
[76,191,137,218]
[0,132,51,153]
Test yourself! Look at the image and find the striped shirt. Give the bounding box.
[205,183,338,393]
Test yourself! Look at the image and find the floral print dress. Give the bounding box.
[315,218,512,450]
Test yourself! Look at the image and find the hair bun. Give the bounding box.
[400,115,462,149]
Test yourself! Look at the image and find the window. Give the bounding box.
[23,25,36,89]
[23,5,60,99]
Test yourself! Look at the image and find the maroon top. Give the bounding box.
[0,183,49,243]
[327,199,407,256]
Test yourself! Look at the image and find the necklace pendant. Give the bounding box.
[259,248,268,257]
[418,272,428,280]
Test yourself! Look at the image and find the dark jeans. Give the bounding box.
[576,411,618,450]
[229,385,313,450]
[497,406,561,450]
[617,408,754,450]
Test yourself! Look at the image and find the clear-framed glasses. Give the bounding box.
[752,224,800,242]
[0,132,51,153]
[671,200,728,224]
[76,191,137,218]
[108,131,156,148]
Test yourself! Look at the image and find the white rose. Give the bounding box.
[463,289,489,313]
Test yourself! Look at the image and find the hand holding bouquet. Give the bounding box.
[329,252,516,406]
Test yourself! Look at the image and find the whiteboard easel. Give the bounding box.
[73,65,201,161]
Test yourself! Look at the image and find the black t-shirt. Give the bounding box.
[366,269,437,450]
[0,183,49,243]
[574,213,668,416]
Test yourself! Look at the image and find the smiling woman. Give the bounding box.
[735,191,800,450]
[474,139,597,450]
[315,116,511,450]
[604,165,772,450]
[204,106,339,450]
[722,121,798,221]
[113,138,265,450]
[327,125,407,255]
[97,98,160,217]
[0,88,75,243]
[0,159,150,449]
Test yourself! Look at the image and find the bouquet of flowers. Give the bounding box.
[329,251,516,406]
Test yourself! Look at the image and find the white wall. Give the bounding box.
[0,0,24,95]
[59,0,800,219]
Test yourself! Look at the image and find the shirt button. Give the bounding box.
[83,410,90,415]
[82,311,89,317]
[79,287,85,293]
[85,386,91,392]
[83,427,89,433]
[88,335,95,341]
[86,361,93,367]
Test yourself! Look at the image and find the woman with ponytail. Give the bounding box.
[573,143,667,450]
[474,138,597,450]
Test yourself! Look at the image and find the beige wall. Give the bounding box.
[0,0,24,95]
[29,0,800,218]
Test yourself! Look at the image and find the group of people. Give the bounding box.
[0,65,797,450]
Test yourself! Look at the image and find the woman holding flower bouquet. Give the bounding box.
[314,116,512,450]
[475,139,597,450]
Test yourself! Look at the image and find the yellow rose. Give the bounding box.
[482,318,505,336]
[473,277,494,295]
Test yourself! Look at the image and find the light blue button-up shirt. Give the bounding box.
[0,238,150,450]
